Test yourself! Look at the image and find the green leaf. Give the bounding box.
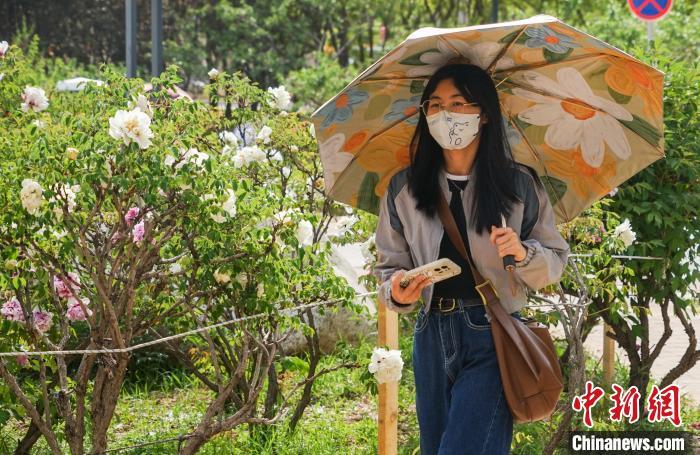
[498,28,529,45]
[357,172,380,214]
[607,87,632,104]
[410,79,426,94]
[540,176,568,205]
[398,49,437,66]
[620,114,662,147]
[543,47,573,64]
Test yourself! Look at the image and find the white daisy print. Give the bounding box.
[514,67,633,168]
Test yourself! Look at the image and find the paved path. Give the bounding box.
[552,306,700,404]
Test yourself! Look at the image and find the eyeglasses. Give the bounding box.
[419,100,480,117]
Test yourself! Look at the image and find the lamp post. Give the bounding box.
[151,0,163,76]
[125,0,137,77]
[125,0,164,78]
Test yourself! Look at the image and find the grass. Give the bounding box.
[2,321,699,454]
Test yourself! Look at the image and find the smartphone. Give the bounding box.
[398,258,461,288]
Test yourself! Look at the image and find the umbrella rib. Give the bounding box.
[485,26,529,75]
[504,104,573,223]
[493,52,611,81]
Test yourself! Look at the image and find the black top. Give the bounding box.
[432,178,479,299]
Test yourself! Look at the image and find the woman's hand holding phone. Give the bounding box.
[390,270,432,304]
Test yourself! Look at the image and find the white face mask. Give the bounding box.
[426,110,481,150]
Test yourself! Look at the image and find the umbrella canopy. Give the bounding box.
[310,15,664,223]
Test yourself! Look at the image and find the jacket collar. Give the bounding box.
[437,166,476,231]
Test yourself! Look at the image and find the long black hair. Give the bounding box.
[407,63,523,235]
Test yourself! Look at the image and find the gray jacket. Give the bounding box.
[372,164,570,315]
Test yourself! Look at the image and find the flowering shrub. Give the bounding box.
[0,42,359,454]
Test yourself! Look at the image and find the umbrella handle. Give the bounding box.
[501,215,515,271]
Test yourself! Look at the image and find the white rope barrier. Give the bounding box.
[0,252,669,359]
[569,253,664,260]
[0,291,378,358]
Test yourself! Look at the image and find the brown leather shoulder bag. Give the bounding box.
[437,192,563,423]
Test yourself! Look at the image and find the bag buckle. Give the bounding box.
[438,297,456,313]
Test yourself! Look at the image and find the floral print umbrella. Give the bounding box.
[310,15,664,223]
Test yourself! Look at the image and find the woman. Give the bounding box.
[372,63,570,454]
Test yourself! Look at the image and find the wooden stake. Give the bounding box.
[603,322,615,384]
[378,302,399,455]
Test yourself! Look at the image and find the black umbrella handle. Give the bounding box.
[501,215,515,271]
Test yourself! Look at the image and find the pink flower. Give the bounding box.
[125,207,140,226]
[53,272,81,299]
[1,297,25,322]
[16,354,28,367]
[66,297,92,322]
[132,221,145,243]
[32,309,52,333]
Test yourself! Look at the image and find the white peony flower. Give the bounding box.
[0,41,8,57]
[109,109,154,149]
[50,183,80,218]
[232,145,266,168]
[167,148,209,171]
[20,179,44,215]
[214,269,231,285]
[219,131,238,147]
[235,272,248,287]
[66,147,79,160]
[267,85,293,111]
[613,219,636,248]
[231,154,247,169]
[209,189,237,223]
[368,347,403,384]
[21,86,49,113]
[208,68,220,79]
[181,148,209,168]
[360,234,376,263]
[268,149,283,162]
[334,215,359,236]
[296,219,314,247]
[281,167,291,178]
[257,125,273,144]
[222,189,237,217]
[129,94,153,118]
[55,77,104,92]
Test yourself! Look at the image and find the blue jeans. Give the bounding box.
[412,298,521,455]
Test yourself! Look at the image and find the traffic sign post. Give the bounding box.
[627,0,673,42]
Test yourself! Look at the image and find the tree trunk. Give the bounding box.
[89,354,130,454]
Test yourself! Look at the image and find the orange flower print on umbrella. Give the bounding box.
[544,143,617,201]
[605,59,663,119]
